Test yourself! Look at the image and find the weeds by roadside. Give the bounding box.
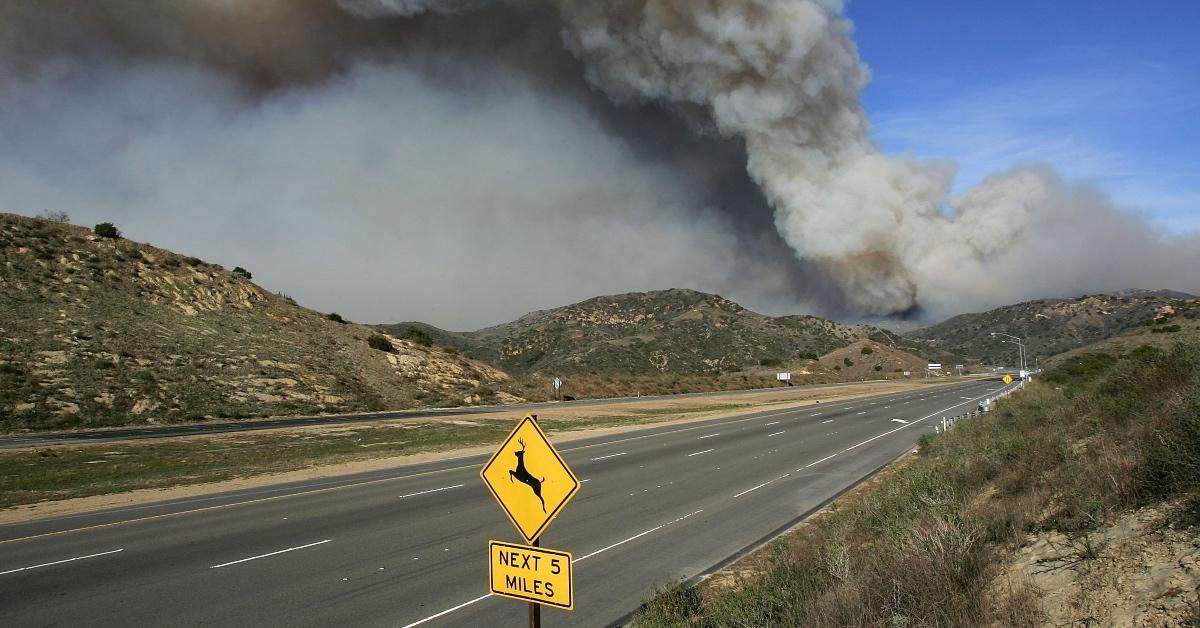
[633,342,1200,627]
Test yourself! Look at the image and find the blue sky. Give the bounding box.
[846,0,1200,234]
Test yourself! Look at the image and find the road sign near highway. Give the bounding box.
[481,414,581,543]
[1002,374,1013,385]
[489,540,574,610]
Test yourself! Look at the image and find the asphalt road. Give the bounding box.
[0,378,1011,627]
[0,377,966,449]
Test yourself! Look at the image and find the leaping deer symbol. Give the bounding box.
[509,439,546,512]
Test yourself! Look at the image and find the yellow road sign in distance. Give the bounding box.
[1002,374,1014,385]
[481,415,581,543]
[489,541,574,610]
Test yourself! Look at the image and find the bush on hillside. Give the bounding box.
[843,357,854,367]
[326,313,346,324]
[861,346,874,355]
[93,222,121,239]
[1042,352,1117,391]
[396,326,434,347]
[759,357,783,367]
[231,266,252,280]
[367,334,395,353]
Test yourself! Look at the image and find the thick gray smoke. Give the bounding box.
[1,0,1196,328]
[549,0,1200,314]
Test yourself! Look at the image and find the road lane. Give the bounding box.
[0,378,989,448]
[0,379,1010,627]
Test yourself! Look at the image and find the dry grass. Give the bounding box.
[633,342,1200,627]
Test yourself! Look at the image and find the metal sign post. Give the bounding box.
[481,414,580,624]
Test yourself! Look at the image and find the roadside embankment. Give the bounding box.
[634,343,1200,627]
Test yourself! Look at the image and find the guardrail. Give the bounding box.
[933,380,1025,434]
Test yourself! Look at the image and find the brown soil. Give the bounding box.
[995,503,1200,627]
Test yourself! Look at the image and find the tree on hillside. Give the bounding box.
[232,266,252,280]
[38,210,70,223]
[93,222,121,239]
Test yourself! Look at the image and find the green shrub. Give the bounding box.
[759,357,783,367]
[861,346,874,355]
[231,266,252,280]
[396,326,434,347]
[874,364,883,371]
[1151,324,1181,333]
[367,334,395,353]
[843,357,854,367]
[1042,352,1117,390]
[93,222,121,239]
[326,313,346,324]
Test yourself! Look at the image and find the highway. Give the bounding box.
[0,378,958,449]
[0,378,1009,627]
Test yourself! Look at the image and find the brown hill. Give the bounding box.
[818,339,934,380]
[0,213,510,432]
[1044,314,1200,368]
[385,289,927,377]
[905,291,1200,367]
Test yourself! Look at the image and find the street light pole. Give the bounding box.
[990,332,1027,376]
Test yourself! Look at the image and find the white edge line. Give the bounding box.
[399,593,493,628]
[820,419,834,424]
[398,484,464,499]
[575,510,704,562]
[590,452,627,461]
[210,539,332,569]
[732,481,771,498]
[0,548,124,576]
[698,433,720,439]
[890,419,909,424]
[768,431,785,437]
[686,448,715,457]
[764,421,781,426]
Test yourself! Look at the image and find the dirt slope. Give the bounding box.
[0,213,510,431]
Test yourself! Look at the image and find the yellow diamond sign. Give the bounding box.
[1002,374,1014,385]
[481,415,581,543]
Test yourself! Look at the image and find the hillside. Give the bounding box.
[818,339,939,380]
[905,290,1200,366]
[0,213,510,432]
[384,289,927,376]
[1044,311,1200,368]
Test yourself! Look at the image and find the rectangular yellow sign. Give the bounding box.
[488,540,573,610]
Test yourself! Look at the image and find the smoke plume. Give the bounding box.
[1,0,1196,328]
